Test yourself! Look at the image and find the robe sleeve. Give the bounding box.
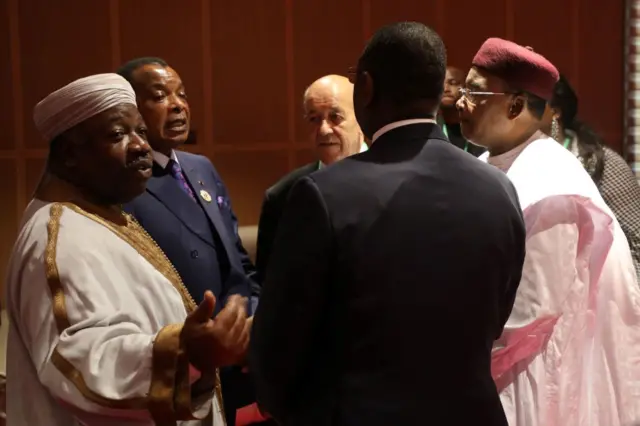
[15,206,214,424]
[491,194,613,382]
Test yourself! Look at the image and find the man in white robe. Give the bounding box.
[5,73,251,425]
[457,38,640,425]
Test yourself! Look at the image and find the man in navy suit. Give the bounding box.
[117,57,260,425]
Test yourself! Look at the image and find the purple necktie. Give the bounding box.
[168,159,196,201]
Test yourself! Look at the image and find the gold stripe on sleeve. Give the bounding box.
[45,202,224,423]
[45,203,180,420]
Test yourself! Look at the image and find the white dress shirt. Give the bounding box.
[152,150,179,169]
[371,118,437,144]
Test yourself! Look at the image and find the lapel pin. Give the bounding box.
[198,180,204,186]
[199,189,212,203]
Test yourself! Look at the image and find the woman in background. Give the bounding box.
[542,74,640,280]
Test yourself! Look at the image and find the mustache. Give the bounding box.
[126,154,153,169]
[317,136,341,144]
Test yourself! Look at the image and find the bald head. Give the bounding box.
[303,75,363,166]
[304,75,354,109]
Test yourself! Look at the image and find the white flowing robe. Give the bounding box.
[5,200,226,426]
[480,134,640,425]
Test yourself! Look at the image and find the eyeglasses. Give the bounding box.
[458,87,510,105]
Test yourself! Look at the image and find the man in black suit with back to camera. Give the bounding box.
[250,21,526,426]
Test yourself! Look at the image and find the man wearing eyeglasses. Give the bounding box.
[457,38,640,426]
[438,65,485,156]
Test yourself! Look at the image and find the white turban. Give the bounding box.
[33,73,137,141]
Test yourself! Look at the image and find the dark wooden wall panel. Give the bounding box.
[513,0,576,78]
[18,0,112,150]
[578,0,624,146]
[294,149,316,169]
[210,1,289,146]
[443,0,507,69]
[214,150,290,225]
[0,0,626,287]
[0,161,17,284]
[0,2,14,151]
[369,0,442,37]
[292,0,364,145]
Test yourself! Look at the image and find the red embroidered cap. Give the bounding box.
[471,38,559,101]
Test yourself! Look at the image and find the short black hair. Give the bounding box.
[116,57,168,85]
[358,22,446,105]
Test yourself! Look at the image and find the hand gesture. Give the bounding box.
[181,290,218,374]
[182,292,252,372]
[210,295,251,367]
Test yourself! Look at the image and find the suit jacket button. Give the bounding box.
[191,250,199,259]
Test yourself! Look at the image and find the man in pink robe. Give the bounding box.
[457,38,640,425]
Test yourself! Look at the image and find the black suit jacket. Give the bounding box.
[250,123,526,426]
[255,162,319,284]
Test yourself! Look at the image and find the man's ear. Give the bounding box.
[508,96,525,119]
[361,71,374,108]
[58,128,84,168]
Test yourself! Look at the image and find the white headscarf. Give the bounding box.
[33,73,137,141]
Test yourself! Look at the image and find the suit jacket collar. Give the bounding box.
[145,151,237,267]
[372,119,438,143]
[363,123,447,163]
[146,158,213,247]
[306,161,321,173]
[177,152,239,269]
[371,122,447,147]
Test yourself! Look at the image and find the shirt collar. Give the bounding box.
[486,131,545,173]
[152,150,179,169]
[319,142,368,169]
[371,119,437,143]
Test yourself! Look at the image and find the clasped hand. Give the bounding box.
[181,290,252,373]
